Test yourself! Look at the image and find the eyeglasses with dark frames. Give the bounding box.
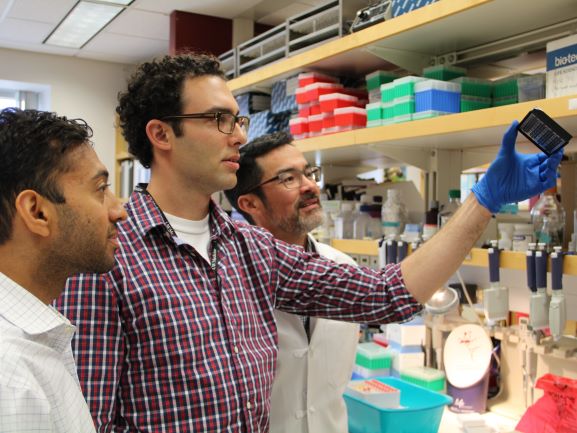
[161,112,250,135]
[246,166,322,193]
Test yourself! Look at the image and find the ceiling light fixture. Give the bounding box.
[44,0,133,49]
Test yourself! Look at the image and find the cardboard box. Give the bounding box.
[546,34,577,98]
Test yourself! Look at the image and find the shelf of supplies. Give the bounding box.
[116,151,132,161]
[295,95,577,169]
[331,239,380,255]
[227,0,577,93]
[462,248,577,276]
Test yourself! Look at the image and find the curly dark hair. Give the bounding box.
[224,131,293,224]
[116,53,225,168]
[0,108,93,244]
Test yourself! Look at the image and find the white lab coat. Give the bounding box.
[269,236,360,433]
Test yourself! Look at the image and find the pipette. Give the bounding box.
[549,246,566,341]
[484,240,509,324]
[397,240,408,262]
[531,246,550,330]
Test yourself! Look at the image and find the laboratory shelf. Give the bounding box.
[227,0,577,93]
[462,248,577,276]
[331,239,380,256]
[294,94,577,170]
[330,242,577,277]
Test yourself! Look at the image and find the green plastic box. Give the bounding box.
[355,342,393,370]
[451,77,492,98]
[400,367,446,393]
[460,95,492,112]
[392,76,426,99]
[366,70,399,92]
[380,82,396,103]
[393,96,415,116]
[423,65,466,81]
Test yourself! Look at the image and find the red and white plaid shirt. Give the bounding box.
[55,190,421,432]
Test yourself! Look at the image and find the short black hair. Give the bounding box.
[224,130,293,223]
[116,53,225,168]
[0,108,93,244]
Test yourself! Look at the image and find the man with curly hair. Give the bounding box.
[56,53,563,433]
[0,108,127,433]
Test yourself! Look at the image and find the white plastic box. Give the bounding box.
[546,34,577,98]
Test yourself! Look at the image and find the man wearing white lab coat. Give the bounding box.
[225,131,359,433]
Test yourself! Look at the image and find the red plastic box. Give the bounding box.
[289,117,309,136]
[322,113,335,130]
[297,82,343,104]
[319,93,359,112]
[298,72,339,87]
[334,107,367,128]
[308,113,330,135]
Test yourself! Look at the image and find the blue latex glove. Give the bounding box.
[471,120,563,213]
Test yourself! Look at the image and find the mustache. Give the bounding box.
[297,193,320,208]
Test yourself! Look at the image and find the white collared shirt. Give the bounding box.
[0,272,95,433]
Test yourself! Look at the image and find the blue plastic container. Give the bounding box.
[344,377,452,433]
[415,80,460,113]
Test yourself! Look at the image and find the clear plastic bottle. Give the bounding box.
[438,189,461,228]
[334,201,355,239]
[381,189,408,240]
[353,201,369,239]
[530,188,565,252]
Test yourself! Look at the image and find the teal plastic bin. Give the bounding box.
[344,377,452,433]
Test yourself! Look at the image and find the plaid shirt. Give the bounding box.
[55,190,421,433]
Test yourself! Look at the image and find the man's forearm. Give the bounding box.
[400,194,492,303]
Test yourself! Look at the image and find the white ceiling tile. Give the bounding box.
[82,32,168,61]
[8,0,76,24]
[0,18,52,43]
[105,8,169,40]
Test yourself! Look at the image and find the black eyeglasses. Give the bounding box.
[161,112,250,135]
[247,166,322,193]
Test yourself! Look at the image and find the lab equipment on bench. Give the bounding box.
[530,246,550,330]
[483,241,509,324]
[549,246,567,341]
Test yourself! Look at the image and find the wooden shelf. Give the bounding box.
[331,239,380,256]
[227,0,577,93]
[330,243,577,276]
[295,94,577,170]
[116,151,131,161]
[462,248,577,276]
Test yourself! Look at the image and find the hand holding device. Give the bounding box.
[471,120,564,213]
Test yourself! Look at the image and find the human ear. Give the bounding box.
[14,190,53,237]
[237,194,262,220]
[145,119,172,151]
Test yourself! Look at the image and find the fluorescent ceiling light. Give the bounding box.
[44,1,129,49]
[95,0,133,4]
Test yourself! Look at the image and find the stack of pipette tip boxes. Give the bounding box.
[290,72,367,139]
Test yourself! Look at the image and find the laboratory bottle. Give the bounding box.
[423,200,439,240]
[530,187,565,252]
[512,223,533,252]
[497,223,514,251]
[381,189,408,240]
[334,201,355,239]
[438,189,461,228]
[353,202,369,239]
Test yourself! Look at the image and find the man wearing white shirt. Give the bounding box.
[0,108,127,433]
[225,131,359,433]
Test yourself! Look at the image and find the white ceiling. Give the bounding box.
[0,0,330,64]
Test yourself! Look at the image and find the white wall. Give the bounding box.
[0,47,132,187]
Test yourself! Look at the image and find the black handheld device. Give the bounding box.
[517,108,572,156]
